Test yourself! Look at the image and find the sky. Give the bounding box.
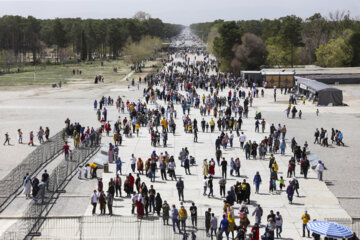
[0,0,359,25]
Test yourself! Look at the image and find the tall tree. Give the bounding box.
[348,31,360,66]
[278,15,303,67]
[232,33,267,71]
[212,21,242,71]
[80,30,87,61]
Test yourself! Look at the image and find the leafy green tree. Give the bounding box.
[348,31,360,66]
[212,21,242,71]
[278,15,303,67]
[80,30,87,61]
[316,37,353,67]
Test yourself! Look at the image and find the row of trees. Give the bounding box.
[0,13,183,71]
[190,11,360,73]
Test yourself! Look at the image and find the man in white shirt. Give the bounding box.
[130,154,136,173]
[203,176,208,196]
[315,160,325,181]
[131,192,137,214]
[91,190,98,215]
[229,131,234,148]
[239,132,246,149]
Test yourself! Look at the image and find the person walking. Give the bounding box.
[176,178,184,201]
[3,132,10,145]
[171,205,181,233]
[18,129,23,144]
[280,140,286,155]
[90,190,98,215]
[162,201,170,225]
[221,158,227,179]
[219,178,226,198]
[301,158,310,179]
[210,213,218,240]
[208,176,214,197]
[205,208,212,237]
[275,211,283,238]
[286,183,294,204]
[219,214,230,240]
[23,173,32,199]
[106,191,113,216]
[315,160,325,181]
[179,205,188,231]
[301,210,311,238]
[253,172,262,194]
[190,202,197,229]
[252,204,263,225]
[130,154,136,173]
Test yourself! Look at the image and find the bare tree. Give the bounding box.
[133,11,151,21]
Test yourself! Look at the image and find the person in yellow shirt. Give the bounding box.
[272,161,279,173]
[301,210,311,237]
[164,119,168,132]
[228,212,235,239]
[209,118,215,133]
[136,123,140,136]
[179,206,188,231]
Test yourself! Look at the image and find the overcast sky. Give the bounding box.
[0,0,359,25]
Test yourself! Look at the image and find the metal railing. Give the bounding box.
[8,216,211,240]
[2,130,101,240]
[0,130,65,211]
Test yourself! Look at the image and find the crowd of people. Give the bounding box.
[81,45,350,240]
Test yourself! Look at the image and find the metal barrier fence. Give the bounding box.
[0,130,65,211]
[2,131,101,240]
[27,216,208,240]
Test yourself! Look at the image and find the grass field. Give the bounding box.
[0,59,133,87]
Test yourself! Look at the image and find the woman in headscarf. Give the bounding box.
[202,159,209,176]
[136,194,144,218]
[108,143,114,163]
[98,178,103,192]
[99,191,106,215]
[137,158,144,175]
[155,193,163,216]
[32,176,39,198]
[209,160,215,176]
[23,174,32,199]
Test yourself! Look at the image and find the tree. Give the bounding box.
[348,31,360,66]
[300,13,329,64]
[133,11,151,22]
[231,33,267,71]
[206,25,220,55]
[80,30,87,61]
[212,21,242,71]
[123,36,161,71]
[278,15,303,67]
[316,37,353,67]
[52,19,68,62]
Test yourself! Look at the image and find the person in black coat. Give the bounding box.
[32,177,39,197]
[155,193,162,216]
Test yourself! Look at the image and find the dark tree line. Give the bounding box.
[0,15,183,68]
[190,11,360,73]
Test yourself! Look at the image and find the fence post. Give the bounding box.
[79,217,83,240]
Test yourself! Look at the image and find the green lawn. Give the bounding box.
[0,59,132,86]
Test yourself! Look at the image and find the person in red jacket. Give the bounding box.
[128,173,135,193]
[250,223,260,240]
